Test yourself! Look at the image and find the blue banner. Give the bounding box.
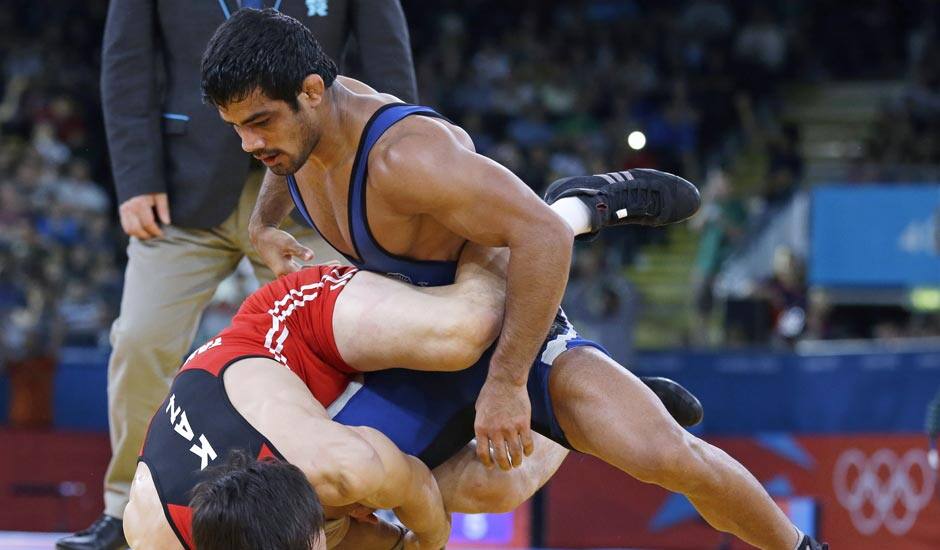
[634,348,940,434]
[810,184,940,287]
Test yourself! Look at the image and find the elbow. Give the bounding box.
[547,211,575,248]
[315,444,384,504]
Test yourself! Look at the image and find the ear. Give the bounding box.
[299,74,326,108]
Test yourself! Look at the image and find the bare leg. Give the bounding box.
[550,347,799,550]
[433,434,568,513]
[333,244,507,372]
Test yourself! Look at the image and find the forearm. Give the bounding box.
[490,221,573,384]
[390,456,448,541]
[248,170,294,236]
[353,429,449,545]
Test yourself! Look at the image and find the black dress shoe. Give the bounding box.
[544,169,701,239]
[56,514,127,550]
[640,376,704,428]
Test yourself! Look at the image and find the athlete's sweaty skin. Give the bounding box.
[123,246,562,549]
[124,358,450,550]
[212,59,807,550]
[236,74,571,470]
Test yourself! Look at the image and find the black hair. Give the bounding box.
[201,8,338,109]
[190,449,324,550]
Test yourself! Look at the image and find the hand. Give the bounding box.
[348,504,378,524]
[249,224,314,277]
[405,513,451,550]
[474,376,534,470]
[119,193,170,239]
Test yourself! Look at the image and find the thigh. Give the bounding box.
[117,227,241,343]
[432,434,568,514]
[548,346,686,473]
[332,270,497,372]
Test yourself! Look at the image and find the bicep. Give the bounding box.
[382,133,561,248]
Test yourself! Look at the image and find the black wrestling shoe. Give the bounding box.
[796,535,828,550]
[56,514,127,550]
[640,376,704,428]
[544,169,701,239]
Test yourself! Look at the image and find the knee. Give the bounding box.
[434,301,501,371]
[457,473,529,514]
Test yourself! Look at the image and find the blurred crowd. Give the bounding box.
[0,1,115,424]
[0,0,938,395]
[409,0,938,348]
[859,20,940,176]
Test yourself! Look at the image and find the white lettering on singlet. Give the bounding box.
[184,337,222,364]
[164,393,218,470]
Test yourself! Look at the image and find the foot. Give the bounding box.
[56,514,127,550]
[640,376,704,428]
[544,169,701,238]
[796,535,828,550]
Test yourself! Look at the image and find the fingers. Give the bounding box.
[474,429,493,468]
[119,195,164,239]
[489,433,512,471]
[154,193,171,225]
[506,430,525,468]
[290,243,314,262]
[522,428,535,457]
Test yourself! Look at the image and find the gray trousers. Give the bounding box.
[103,174,345,517]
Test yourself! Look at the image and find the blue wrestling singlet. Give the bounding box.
[286,103,609,467]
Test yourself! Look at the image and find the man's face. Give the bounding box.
[218,89,318,176]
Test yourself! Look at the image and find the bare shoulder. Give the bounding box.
[124,463,184,550]
[369,116,476,193]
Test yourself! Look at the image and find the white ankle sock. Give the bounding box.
[793,527,805,550]
[550,197,593,236]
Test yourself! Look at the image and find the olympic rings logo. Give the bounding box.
[833,448,936,536]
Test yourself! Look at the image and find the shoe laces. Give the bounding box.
[607,179,662,219]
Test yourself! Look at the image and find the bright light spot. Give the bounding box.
[911,288,940,311]
[627,130,646,150]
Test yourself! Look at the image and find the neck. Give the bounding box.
[306,82,353,169]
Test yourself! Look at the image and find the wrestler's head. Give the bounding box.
[202,8,336,176]
[190,450,326,550]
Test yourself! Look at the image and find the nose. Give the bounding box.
[237,128,264,154]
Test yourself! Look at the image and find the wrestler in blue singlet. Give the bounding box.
[286,104,609,467]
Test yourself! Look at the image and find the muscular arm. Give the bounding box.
[248,170,294,236]
[344,427,450,549]
[373,120,574,469]
[248,170,316,275]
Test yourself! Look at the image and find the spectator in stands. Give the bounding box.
[759,246,808,348]
[690,168,748,345]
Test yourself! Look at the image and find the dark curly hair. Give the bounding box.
[201,8,338,110]
[190,449,324,550]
